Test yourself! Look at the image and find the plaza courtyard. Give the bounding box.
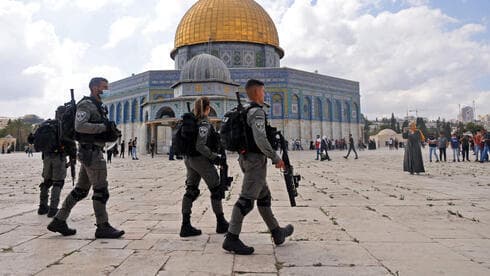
[0,149,489,276]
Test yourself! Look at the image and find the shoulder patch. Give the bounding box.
[254,119,266,133]
[199,126,208,137]
[76,111,88,122]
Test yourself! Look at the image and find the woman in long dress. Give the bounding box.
[403,122,425,174]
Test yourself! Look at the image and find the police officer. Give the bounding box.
[48,77,124,239]
[222,79,293,255]
[37,106,76,217]
[180,96,229,237]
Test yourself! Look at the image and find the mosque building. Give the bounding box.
[103,0,362,154]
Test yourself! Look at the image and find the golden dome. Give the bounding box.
[172,0,283,58]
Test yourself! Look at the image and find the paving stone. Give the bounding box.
[161,252,233,274]
[110,251,169,276]
[279,266,391,276]
[1,150,490,275]
[275,241,379,267]
[234,254,277,273]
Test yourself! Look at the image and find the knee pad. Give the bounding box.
[52,180,65,189]
[210,186,225,200]
[257,194,272,207]
[92,188,110,204]
[70,187,89,201]
[235,197,254,216]
[184,187,200,201]
[40,180,53,189]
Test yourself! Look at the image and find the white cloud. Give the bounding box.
[103,16,145,49]
[0,0,121,118]
[275,0,490,119]
[1,0,489,121]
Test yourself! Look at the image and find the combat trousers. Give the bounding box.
[56,147,109,224]
[182,156,223,216]
[229,153,279,235]
[40,153,67,209]
[345,145,358,158]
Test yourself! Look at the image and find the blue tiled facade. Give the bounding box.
[104,68,360,125]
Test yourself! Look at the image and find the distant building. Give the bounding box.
[458,106,474,123]
[478,114,490,129]
[0,117,11,130]
[103,0,362,154]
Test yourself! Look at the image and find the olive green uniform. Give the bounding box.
[40,152,67,210]
[182,117,223,217]
[228,104,281,235]
[55,97,110,225]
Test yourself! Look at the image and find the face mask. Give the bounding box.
[102,89,110,94]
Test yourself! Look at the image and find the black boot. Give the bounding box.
[222,233,254,255]
[95,222,125,239]
[216,213,229,234]
[271,224,294,245]
[47,208,58,218]
[180,214,201,237]
[38,204,49,215]
[47,218,76,236]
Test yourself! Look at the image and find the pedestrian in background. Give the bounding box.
[460,134,470,162]
[438,132,448,162]
[315,135,321,160]
[120,140,125,158]
[403,122,425,175]
[128,139,132,158]
[450,133,460,162]
[132,137,138,160]
[427,134,439,162]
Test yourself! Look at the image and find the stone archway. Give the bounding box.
[156,106,176,119]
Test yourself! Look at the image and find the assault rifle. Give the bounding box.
[276,132,300,207]
[218,145,233,198]
[68,89,76,186]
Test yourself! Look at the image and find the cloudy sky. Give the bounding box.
[1,0,489,120]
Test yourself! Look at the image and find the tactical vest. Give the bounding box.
[244,104,278,154]
[190,120,219,157]
[75,96,109,144]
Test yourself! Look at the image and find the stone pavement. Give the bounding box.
[0,149,489,276]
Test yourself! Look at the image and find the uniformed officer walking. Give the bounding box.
[223,79,293,255]
[48,77,124,239]
[180,96,229,237]
[38,106,76,217]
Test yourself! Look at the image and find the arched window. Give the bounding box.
[291,94,299,115]
[326,99,333,121]
[272,94,283,118]
[209,107,217,117]
[334,100,342,122]
[139,97,145,123]
[344,101,351,123]
[315,97,322,120]
[109,104,114,122]
[303,97,311,120]
[131,99,137,123]
[156,106,175,119]
[353,103,360,123]
[116,103,122,124]
[123,101,129,123]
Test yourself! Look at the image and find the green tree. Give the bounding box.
[390,113,397,131]
[1,119,34,151]
[465,122,484,134]
[416,117,428,137]
[362,114,370,143]
[443,122,452,138]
